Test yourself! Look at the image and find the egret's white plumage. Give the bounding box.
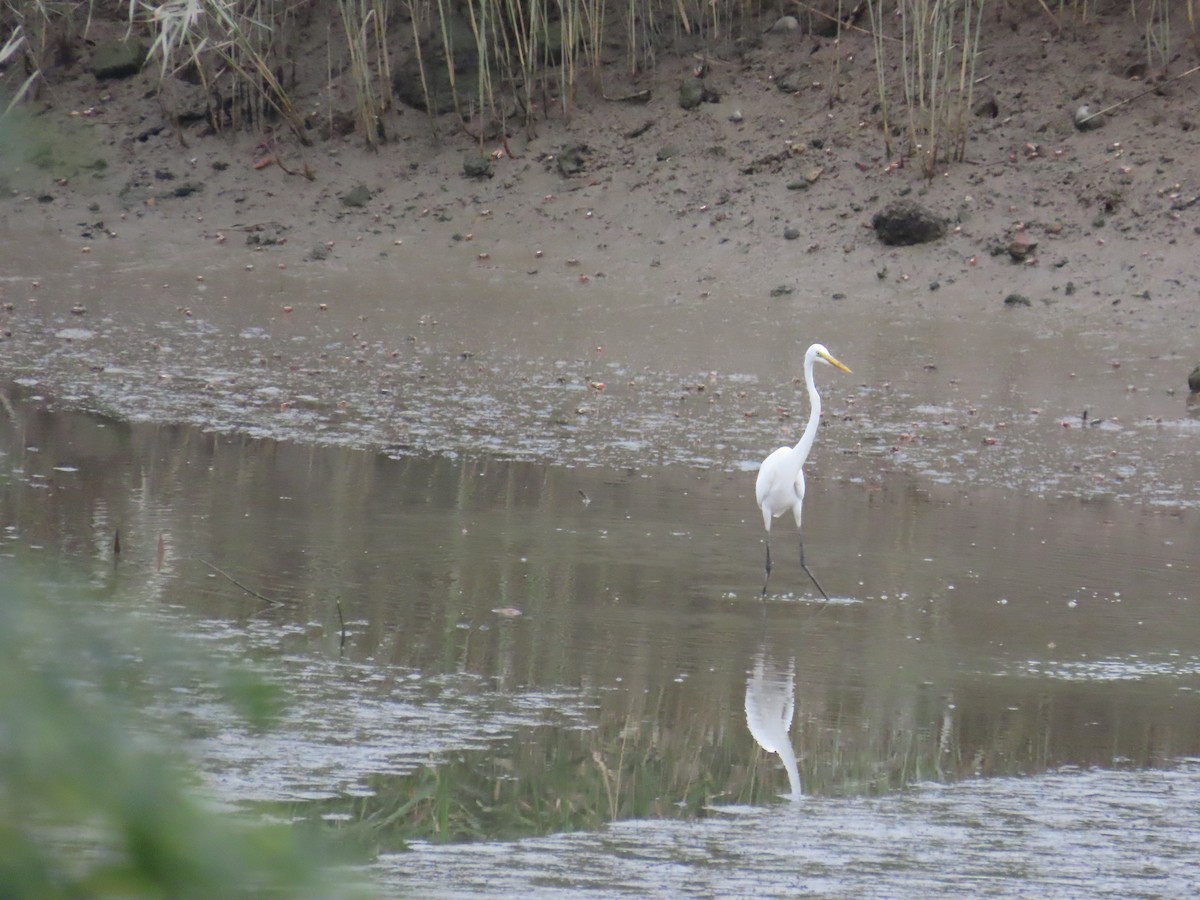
[756,342,851,599]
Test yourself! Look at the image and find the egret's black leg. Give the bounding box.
[761,536,772,598]
[798,536,830,603]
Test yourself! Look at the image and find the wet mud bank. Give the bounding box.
[2,217,1198,510]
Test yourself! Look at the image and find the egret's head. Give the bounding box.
[810,343,852,374]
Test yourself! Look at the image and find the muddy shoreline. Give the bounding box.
[2,6,1199,507]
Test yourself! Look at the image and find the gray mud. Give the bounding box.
[3,225,1199,509]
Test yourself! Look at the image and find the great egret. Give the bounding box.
[756,342,852,599]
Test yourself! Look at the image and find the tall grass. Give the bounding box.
[2,1,1185,150]
[337,0,391,148]
[866,0,893,158]
[0,1,807,140]
[428,0,606,133]
[0,0,812,147]
[0,22,35,112]
[899,0,984,178]
[1,0,96,111]
[133,0,310,142]
[866,0,985,178]
[1140,0,1171,73]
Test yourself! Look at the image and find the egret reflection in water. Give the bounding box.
[745,649,801,800]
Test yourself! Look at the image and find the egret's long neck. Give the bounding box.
[792,354,821,465]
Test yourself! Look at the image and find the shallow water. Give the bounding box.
[388,765,1200,898]
[3,392,1199,896]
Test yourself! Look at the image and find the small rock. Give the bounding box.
[461,155,493,180]
[728,109,743,123]
[770,285,794,297]
[1189,365,1200,393]
[774,71,804,94]
[88,39,146,79]
[872,200,947,246]
[656,145,678,162]
[158,77,210,124]
[767,15,800,34]
[1007,235,1038,261]
[624,120,653,139]
[1003,293,1032,307]
[1074,105,1104,131]
[330,109,359,138]
[783,226,800,241]
[973,93,999,118]
[245,223,289,247]
[170,181,202,198]
[786,166,824,191]
[341,184,372,207]
[555,145,588,177]
[679,77,704,110]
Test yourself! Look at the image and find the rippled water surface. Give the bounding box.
[389,764,1200,898]
[2,393,1199,896]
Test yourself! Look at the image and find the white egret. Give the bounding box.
[756,343,852,599]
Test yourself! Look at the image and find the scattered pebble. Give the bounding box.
[1074,104,1104,131]
[767,15,799,34]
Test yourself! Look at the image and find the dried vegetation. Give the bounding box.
[1,0,1197,169]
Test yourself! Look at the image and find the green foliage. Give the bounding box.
[0,567,340,899]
